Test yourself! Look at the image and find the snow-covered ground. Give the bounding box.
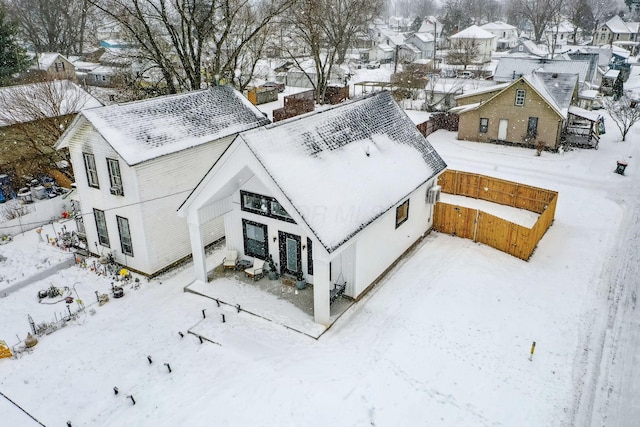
[1,103,638,425]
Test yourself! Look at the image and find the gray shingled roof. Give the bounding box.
[79,86,270,166]
[525,71,578,117]
[239,91,447,253]
[494,57,589,83]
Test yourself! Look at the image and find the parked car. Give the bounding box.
[262,81,285,92]
[366,61,381,69]
[457,71,474,79]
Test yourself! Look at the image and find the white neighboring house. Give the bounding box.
[55,86,270,276]
[449,25,496,64]
[480,22,519,50]
[544,20,578,48]
[404,32,435,61]
[177,91,447,325]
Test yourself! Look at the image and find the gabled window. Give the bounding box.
[117,216,133,256]
[94,209,110,247]
[479,118,489,133]
[395,200,410,228]
[107,158,124,196]
[83,153,99,188]
[240,190,295,223]
[515,89,526,106]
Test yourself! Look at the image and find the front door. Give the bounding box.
[278,232,301,277]
[498,119,508,140]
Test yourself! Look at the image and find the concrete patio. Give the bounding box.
[184,263,353,339]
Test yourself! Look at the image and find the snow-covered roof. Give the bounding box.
[238,91,447,253]
[63,86,270,166]
[579,89,599,100]
[377,44,396,53]
[36,53,66,70]
[605,16,635,34]
[509,40,549,58]
[413,32,435,43]
[0,80,103,127]
[402,43,422,54]
[455,82,510,99]
[451,25,496,40]
[481,22,516,31]
[494,57,589,83]
[568,105,600,122]
[604,69,620,79]
[449,102,481,114]
[524,71,578,117]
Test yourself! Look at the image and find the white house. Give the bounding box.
[449,25,496,64]
[404,32,435,61]
[177,91,447,325]
[55,86,270,276]
[480,22,519,50]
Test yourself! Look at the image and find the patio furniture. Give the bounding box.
[235,259,252,271]
[244,258,265,281]
[223,250,238,270]
[330,281,347,304]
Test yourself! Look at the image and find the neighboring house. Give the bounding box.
[54,86,271,276]
[177,91,447,325]
[31,53,76,81]
[508,39,549,59]
[544,20,578,47]
[595,16,639,46]
[493,57,590,85]
[480,22,519,50]
[600,69,620,95]
[404,32,435,61]
[418,16,444,48]
[452,71,599,150]
[449,25,496,64]
[0,80,102,182]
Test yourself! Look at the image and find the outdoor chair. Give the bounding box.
[223,250,238,270]
[244,258,265,281]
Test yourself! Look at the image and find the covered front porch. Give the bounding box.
[563,106,602,149]
[184,253,353,339]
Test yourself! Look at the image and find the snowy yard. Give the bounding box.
[1,106,638,426]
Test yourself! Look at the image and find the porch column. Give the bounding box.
[313,258,331,326]
[188,220,207,283]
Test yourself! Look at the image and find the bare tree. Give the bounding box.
[284,0,383,104]
[0,79,99,182]
[447,38,480,70]
[564,0,595,43]
[509,0,564,43]
[88,0,293,93]
[605,96,640,141]
[5,0,93,55]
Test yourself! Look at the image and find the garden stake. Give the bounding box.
[114,386,119,395]
[202,309,206,319]
[236,304,241,313]
[529,341,536,361]
[178,331,184,338]
[215,299,220,307]
[127,395,136,405]
[147,355,152,364]
[222,314,226,323]
[198,335,203,344]
[165,363,172,373]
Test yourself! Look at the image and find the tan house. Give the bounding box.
[451,71,601,150]
[31,53,76,81]
[595,16,639,46]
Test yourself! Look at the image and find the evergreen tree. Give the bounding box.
[410,16,423,33]
[613,73,624,100]
[0,5,28,86]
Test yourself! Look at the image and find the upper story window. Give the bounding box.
[83,153,99,188]
[395,199,410,228]
[240,190,295,223]
[54,61,65,71]
[107,158,124,196]
[515,89,526,106]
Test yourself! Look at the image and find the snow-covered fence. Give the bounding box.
[433,170,558,260]
[0,196,71,237]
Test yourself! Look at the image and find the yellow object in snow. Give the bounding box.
[119,268,129,277]
[0,339,13,359]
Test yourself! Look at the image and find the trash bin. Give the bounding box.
[615,161,628,175]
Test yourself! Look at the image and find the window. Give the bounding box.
[395,200,410,228]
[307,238,313,275]
[54,61,65,71]
[94,75,100,81]
[83,153,99,188]
[479,118,489,133]
[242,219,268,259]
[117,216,133,256]
[527,117,538,137]
[240,190,295,223]
[515,89,526,106]
[518,45,523,51]
[107,158,124,196]
[94,209,110,247]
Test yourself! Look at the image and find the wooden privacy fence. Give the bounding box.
[433,170,558,260]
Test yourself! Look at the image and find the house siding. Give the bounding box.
[133,135,235,274]
[457,82,563,149]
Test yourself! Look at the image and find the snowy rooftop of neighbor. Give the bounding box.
[412,32,435,43]
[0,80,103,126]
[34,52,66,70]
[605,16,636,34]
[481,21,517,31]
[239,91,447,252]
[68,86,270,166]
[494,57,589,82]
[455,82,510,99]
[451,25,496,40]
